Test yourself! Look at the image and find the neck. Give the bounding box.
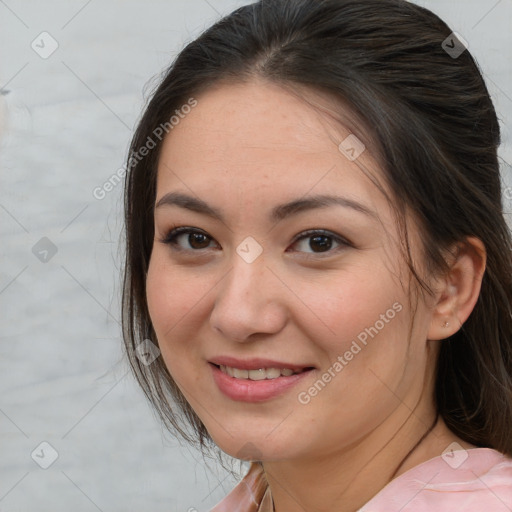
[261,411,471,512]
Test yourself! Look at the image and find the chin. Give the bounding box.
[208,427,300,462]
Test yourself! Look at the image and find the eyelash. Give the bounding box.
[158,226,352,257]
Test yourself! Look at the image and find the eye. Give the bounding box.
[159,226,351,256]
[288,229,351,256]
[159,226,218,251]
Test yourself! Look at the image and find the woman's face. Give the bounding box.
[146,79,437,462]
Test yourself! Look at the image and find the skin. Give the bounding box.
[146,78,486,512]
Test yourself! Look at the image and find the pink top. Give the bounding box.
[210,447,512,511]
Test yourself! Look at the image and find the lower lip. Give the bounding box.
[210,363,313,402]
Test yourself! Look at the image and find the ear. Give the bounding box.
[427,236,486,341]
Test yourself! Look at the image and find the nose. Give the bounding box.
[209,251,288,342]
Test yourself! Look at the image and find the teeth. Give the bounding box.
[248,369,266,380]
[233,368,249,379]
[218,365,303,380]
[264,368,281,379]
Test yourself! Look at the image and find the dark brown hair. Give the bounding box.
[122,0,512,456]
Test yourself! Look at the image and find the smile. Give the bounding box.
[217,365,306,380]
[209,360,315,402]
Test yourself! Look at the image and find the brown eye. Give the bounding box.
[289,229,350,256]
[161,227,217,251]
[160,226,351,257]
[186,232,211,249]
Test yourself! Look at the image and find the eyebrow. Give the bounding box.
[155,191,378,223]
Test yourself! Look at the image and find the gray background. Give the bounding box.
[1,1,511,511]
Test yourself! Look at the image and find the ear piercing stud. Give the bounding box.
[442,321,450,328]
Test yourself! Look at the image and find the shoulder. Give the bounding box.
[359,448,512,511]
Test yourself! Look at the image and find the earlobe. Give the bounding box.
[427,237,486,341]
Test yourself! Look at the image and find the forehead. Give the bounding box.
[156,79,390,218]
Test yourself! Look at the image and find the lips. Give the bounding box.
[208,356,315,402]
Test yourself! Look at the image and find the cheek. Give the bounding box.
[295,262,411,411]
[146,256,179,336]
[293,272,410,437]
[293,259,406,355]
[146,247,211,327]
[145,251,209,365]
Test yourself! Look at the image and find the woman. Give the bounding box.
[122,0,512,509]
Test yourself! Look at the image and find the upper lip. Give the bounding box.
[209,356,314,371]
